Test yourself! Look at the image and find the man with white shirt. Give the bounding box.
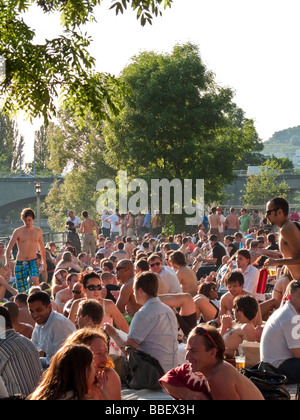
[260,280,300,383]
[107,208,120,242]
[28,291,75,369]
[236,249,260,298]
[105,271,178,374]
[148,254,182,294]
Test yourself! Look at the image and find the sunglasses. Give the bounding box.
[72,289,82,295]
[150,262,161,268]
[86,285,102,292]
[195,327,217,347]
[265,209,279,216]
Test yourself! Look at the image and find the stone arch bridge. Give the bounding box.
[0,175,62,217]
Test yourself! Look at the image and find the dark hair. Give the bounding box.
[117,242,125,250]
[198,282,216,298]
[0,306,13,329]
[136,259,149,271]
[79,299,104,325]
[169,250,186,267]
[28,291,51,307]
[267,233,276,244]
[21,208,35,220]
[268,197,289,216]
[82,211,88,218]
[81,271,100,289]
[14,293,28,305]
[234,295,258,321]
[134,271,158,297]
[237,249,251,264]
[225,271,244,287]
[101,260,114,271]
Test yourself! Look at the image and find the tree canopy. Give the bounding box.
[104,43,261,204]
[0,0,173,124]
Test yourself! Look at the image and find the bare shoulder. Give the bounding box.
[209,361,236,384]
[220,292,232,305]
[281,221,300,238]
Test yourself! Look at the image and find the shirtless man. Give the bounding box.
[264,197,300,280]
[5,208,46,294]
[219,271,262,326]
[169,250,198,296]
[115,259,141,318]
[220,295,259,357]
[80,211,99,258]
[160,325,264,400]
[208,206,219,236]
[3,301,34,339]
[225,207,240,236]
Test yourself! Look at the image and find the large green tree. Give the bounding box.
[104,43,261,206]
[0,0,173,124]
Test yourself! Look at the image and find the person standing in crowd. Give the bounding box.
[66,210,81,254]
[225,207,240,236]
[80,211,99,258]
[107,208,120,242]
[239,208,252,235]
[208,206,219,237]
[4,208,46,294]
[100,210,111,238]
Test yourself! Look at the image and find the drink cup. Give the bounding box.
[269,267,277,277]
[235,355,246,371]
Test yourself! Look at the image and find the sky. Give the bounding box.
[18,0,300,162]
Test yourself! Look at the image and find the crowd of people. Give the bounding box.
[0,197,300,400]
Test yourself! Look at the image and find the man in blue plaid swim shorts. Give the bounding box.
[4,208,46,294]
[14,259,40,293]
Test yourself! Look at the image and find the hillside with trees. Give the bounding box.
[263,125,300,157]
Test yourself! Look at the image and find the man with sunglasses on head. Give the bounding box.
[160,325,264,400]
[264,197,300,280]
